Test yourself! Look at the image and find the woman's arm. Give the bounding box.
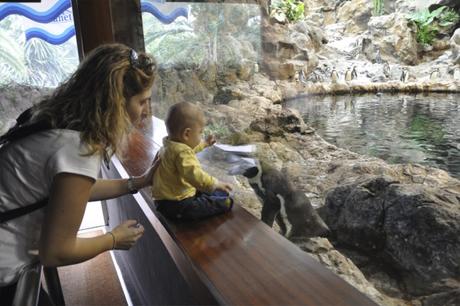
[89,177,143,201]
[39,173,143,267]
[90,154,160,201]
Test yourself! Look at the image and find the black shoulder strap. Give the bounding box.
[0,107,52,146]
[0,108,52,223]
[0,198,48,223]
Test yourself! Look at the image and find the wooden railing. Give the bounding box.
[102,118,377,305]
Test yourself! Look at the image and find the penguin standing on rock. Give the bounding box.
[330,67,339,83]
[383,62,391,79]
[430,67,440,81]
[375,48,382,64]
[351,66,358,80]
[454,67,460,80]
[312,71,324,83]
[344,67,352,82]
[400,67,409,82]
[298,69,307,85]
[229,160,330,238]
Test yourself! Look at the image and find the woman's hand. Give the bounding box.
[134,152,161,189]
[109,220,145,250]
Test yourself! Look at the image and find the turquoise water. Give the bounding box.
[285,93,460,179]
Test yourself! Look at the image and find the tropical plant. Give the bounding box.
[372,0,384,16]
[408,6,460,45]
[143,3,260,68]
[438,7,460,27]
[24,38,78,87]
[270,0,304,24]
[0,14,78,87]
[0,31,27,84]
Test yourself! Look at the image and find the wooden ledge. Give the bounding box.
[106,118,377,305]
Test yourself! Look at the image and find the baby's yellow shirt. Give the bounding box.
[152,137,216,201]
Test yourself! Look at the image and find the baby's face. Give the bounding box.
[184,115,205,148]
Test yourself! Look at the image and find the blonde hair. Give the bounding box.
[32,43,156,161]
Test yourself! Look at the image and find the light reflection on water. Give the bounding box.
[285,93,460,179]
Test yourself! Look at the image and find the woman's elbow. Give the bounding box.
[39,245,68,267]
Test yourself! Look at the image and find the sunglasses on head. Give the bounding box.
[129,49,155,71]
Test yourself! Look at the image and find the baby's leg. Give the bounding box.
[180,192,233,220]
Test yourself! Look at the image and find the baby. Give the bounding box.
[152,102,233,220]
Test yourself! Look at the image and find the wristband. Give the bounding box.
[107,231,116,250]
[127,177,138,194]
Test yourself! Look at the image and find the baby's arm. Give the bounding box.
[193,135,216,153]
[178,149,231,193]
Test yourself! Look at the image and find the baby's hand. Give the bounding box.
[205,134,216,147]
[215,182,232,194]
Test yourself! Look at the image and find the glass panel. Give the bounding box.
[0,0,79,88]
[141,1,261,119]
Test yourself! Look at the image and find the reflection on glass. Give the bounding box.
[142,1,261,118]
[0,0,78,87]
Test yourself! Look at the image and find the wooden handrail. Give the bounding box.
[106,117,377,305]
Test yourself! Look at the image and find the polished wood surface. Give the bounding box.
[116,117,377,305]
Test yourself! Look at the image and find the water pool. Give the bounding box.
[285,93,460,179]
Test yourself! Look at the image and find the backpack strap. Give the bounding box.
[0,198,48,223]
[0,107,52,223]
[0,108,51,146]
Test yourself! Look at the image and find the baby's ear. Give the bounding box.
[182,127,191,140]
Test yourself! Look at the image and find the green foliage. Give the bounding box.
[270,0,304,23]
[0,31,27,83]
[372,0,384,16]
[438,8,460,27]
[143,3,261,70]
[408,6,460,45]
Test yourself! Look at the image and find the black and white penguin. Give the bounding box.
[375,48,382,64]
[344,67,352,82]
[400,67,409,82]
[454,67,460,80]
[229,160,330,238]
[430,67,440,81]
[383,62,391,79]
[313,71,324,83]
[298,69,305,84]
[351,66,358,80]
[330,67,339,83]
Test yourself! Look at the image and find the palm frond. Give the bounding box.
[0,31,27,76]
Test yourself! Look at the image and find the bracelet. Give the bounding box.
[107,231,116,250]
[127,176,138,194]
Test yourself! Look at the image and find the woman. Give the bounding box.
[0,43,158,301]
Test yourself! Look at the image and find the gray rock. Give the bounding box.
[320,175,460,295]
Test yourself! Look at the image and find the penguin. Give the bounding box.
[351,66,358,80]
[430,67,440,81]
[400,67,409,82]
[454,67,460,80]
[344,67,352,82]
[330,67,339,83]
[383,62,391,79]
[375,48,382,64]
[313,71,324,83]
[298,69,307,85]
[229,160,330,238]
